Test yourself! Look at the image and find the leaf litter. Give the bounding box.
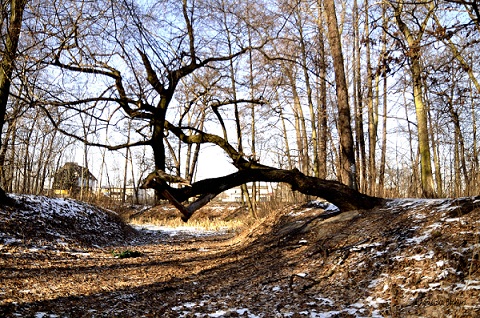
[0,195,479,317]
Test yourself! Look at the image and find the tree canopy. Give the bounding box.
[1,0,480,216]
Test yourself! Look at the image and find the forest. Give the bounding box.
[1,0,480,212]
[2,1,480,316]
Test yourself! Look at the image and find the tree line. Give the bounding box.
[0,0,479,214]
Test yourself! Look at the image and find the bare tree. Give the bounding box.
[30,0,384,220]
[0,0,28,203]
[391,0,437,198]
[323,0,357,190]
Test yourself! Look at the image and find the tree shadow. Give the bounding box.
[2,198,478,317]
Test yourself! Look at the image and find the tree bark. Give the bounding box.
[315,4,328,179]
[378,71,388,197]
[146,120,385,221]
[143,166,385,221]
[0,0,28,204]
[285,66,309,175]
[364,0,377,196]
[296,9,319,177]
[392,0,436,198]
[353,0,366,192]
[323,0,357,189]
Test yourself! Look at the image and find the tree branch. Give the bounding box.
[164,120,266,170]
[142,167,385,221]
[39,105,151,151]
[137,48,166,95]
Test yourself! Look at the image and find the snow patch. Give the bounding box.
[405,233,430,244]
[34,313,60,318]
[208,310,227,317]
[364,296,388,308]
[2,194,133,248]
[132,224,227,237]
[315,297,335,306]
[407,250,434,261]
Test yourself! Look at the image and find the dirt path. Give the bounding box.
[1,229,245,317]
[1,197,480,317]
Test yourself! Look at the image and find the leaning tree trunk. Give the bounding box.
[143,165,386,221]
[144,120,386,222]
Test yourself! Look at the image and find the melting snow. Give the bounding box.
[405,233,430,244]
[364,296,388,308]
[315,297,335,306]
[407,250,435,261]
[208,310,227,317]
[444,217,462,222]
[290,201,340,216]
[131,224,228,236]
[34,313,59,318]
[436,260,445,267]
[1,194,133,248]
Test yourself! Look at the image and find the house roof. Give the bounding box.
[54,162,97,181]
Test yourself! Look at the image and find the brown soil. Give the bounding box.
[1,196,479,317]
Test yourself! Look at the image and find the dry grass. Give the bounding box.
[128,215,248,233]
[114,199,292,234]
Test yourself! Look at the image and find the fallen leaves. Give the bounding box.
[1,197,479,317]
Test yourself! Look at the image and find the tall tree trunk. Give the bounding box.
[447,99,469,195]
[315,4,328,179]
[285,66,309,175]
[187,112,205,182]
[429,109,443,197]
[453,126,461,196]
[0,117,16,190]
[353,0,366,192]
[248,34,257,216]
[378,71,388,197]
[470,80,479,192]
[392,0,436,198]
[365,0,377,196]
[152,102,168,171]
[402,89,420,197]
[6,118,18,192]
[279,106,294,170]
[296,10,319,177]
[186,110,204,182]
[279,101,296,203]
[377,0,388,197]
[324,0,357,189]
[412,60,435,197]
[224,8,257,218]
[0,0,27,203]
[122,120,132,203]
